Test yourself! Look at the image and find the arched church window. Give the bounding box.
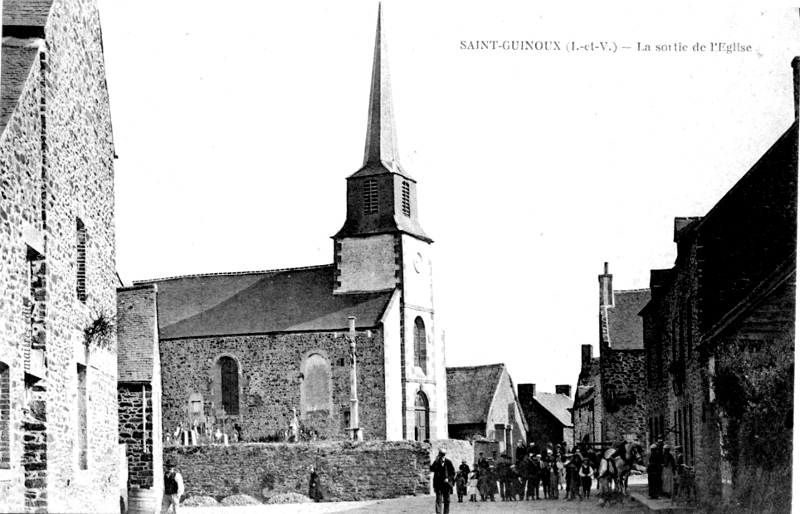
[0,362,9,469]
[414,391,430,442]
[301,353,332,419]
[219,357,239,415]
[363,179,379,215]
[414,317,427,372]
[401,181,411,217]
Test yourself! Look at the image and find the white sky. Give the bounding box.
[97,2,799,395]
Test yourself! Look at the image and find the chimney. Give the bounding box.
[598,262,613,308]
[556,384,572,398]
[581,344,593,369]
[793,57,800,119]
[518,384,536,405]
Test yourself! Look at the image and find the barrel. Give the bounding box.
[128,487,160,514]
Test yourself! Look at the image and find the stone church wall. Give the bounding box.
[164,440,431,501]
[0,0,119,511]
[160,328,388,442]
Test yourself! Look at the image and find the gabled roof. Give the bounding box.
[117,284,158,382]
[606,289,651,350]
[534,392,573,428]
[0,39,41,136]
[446,364,505,425]
[4,0,53,28]
[134,265,395,340]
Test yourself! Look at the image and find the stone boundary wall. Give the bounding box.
[165,440,432,502]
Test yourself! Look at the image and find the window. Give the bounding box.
[0,362,9,469]
[301,353,332,419]
[363,179,378,215]
[414,392,430,441]
[76,218,87,302]
[413,317,427,372]
[219,357,239,415]
[401,181,411,217]
[77,364,88,470]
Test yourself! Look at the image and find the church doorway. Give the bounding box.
[414,391,429,442]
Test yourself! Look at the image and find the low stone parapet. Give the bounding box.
[164,440,431,502]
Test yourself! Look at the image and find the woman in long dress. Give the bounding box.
[661,446,676,498]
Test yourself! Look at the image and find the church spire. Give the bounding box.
[363,3,400,170]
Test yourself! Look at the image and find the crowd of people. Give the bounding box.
[434,440,611,512]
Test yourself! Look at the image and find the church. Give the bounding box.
[121,5,447,445]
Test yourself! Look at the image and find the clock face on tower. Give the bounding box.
[413,252,423,273]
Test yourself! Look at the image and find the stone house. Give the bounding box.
[117,284,163,493]
[641,60,797,511]
[597,266,650,444]
[445,364,528,457]
[123,6,448,445]
[518,384,574,450]
[0,0,120,511]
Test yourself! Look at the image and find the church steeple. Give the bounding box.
[334,4,429,242]
[363,3,400,170]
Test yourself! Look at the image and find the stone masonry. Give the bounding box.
[0,0,119,511]
[159,329,388,442]
[164,441,432,502]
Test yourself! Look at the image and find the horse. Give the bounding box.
[598,442,645,497]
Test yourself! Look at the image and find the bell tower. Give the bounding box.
[333,3,431,296]
[332,5,445,441]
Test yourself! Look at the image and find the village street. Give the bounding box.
[182,478,662,514]
[183,493,652,514]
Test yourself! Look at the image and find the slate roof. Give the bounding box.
[534,392,573,428]
[446,364,505,425]
[135,265,395,340]
[117,285,158,382]
[606,289,651,350]
[0,39,40,136]
[4,0,53,28]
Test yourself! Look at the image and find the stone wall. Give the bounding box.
[164,441,431,501]
[118,384,156,488]
[0,0,119,511]
[159,328,388,443]
[600,349,647,443]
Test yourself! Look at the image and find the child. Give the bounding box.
[550,459,560,499]
[540,457,552,499]
[580,458,594,499]
[455,471,467,502]
[467,468,479,502]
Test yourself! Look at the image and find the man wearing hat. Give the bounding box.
[161,460,185,513]
[430,449,455,514]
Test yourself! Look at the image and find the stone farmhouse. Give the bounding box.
[445,364,527,457]
[518,384,574,450]
[122,5,448,446]
[572,265,650,447]
[0,0,120,512]
[640,59,797,511]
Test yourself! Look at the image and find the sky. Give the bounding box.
[97,2,799,395]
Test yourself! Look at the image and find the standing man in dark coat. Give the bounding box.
[647,443,663,499]
[431,449,456,514]
[515,441,528,464]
